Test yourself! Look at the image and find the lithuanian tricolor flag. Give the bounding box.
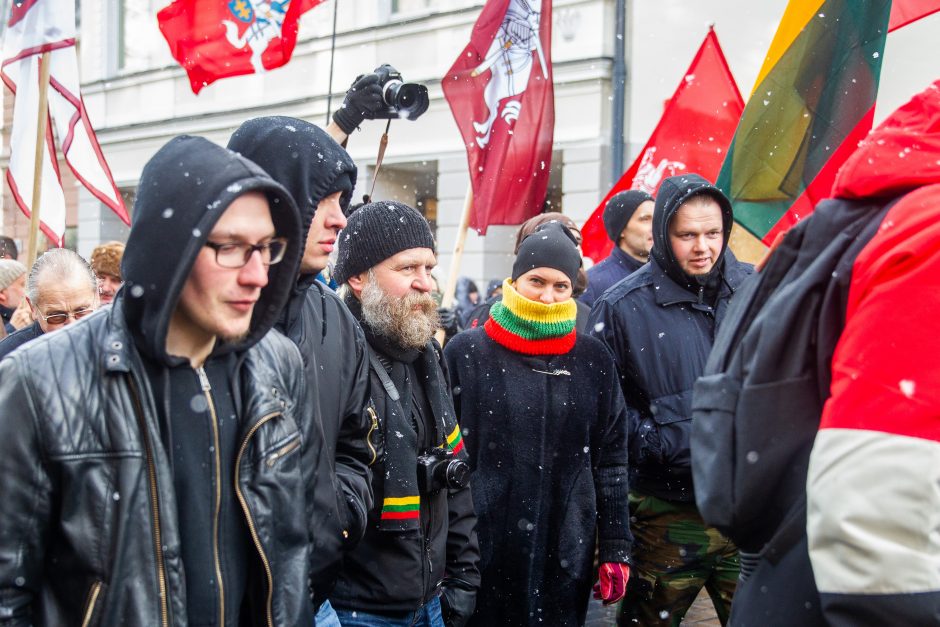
[717,0,891,244]
[381,495,420,521]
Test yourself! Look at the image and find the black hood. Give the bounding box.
[121,135,303,366]
[651,173,734,294]
[227,116,357,241]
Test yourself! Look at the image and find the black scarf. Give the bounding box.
[345,293,465,532]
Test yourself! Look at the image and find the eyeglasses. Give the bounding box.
[38,307,95,325]
[204,238,288,269]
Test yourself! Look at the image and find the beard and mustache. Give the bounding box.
[360,273,440,350]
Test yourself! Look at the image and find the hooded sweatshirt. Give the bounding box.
[227,117,374,603]
[122,135,302,625]
[588,174,752,501]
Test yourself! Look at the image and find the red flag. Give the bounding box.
[443,0,554,234]
[581,27,743,263]
[158,0,324,94]
[889,0,940,30]
[1,0,130,245]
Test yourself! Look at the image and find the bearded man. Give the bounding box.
[330,201,480,627]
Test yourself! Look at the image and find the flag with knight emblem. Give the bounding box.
[158,0,324,94]
[1,0,130,246]
[443,0,554,234]
[580,27,744,263]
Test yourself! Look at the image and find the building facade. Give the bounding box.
[2,0,938,285]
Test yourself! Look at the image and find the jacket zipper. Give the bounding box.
[365,406,379,466]
[235,412,280,627]
[128,377,170,627]
[81,580,102,627]
[265,436,300,467]
[197,367,225,627]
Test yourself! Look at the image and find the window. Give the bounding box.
[117,0,165,72]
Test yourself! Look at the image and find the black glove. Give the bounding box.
[332,66,393,134]
[437,306,460,338]
[439,579,476,627]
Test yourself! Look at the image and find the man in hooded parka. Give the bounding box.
[0,135,314,626]
[227,116,376,620]
[589,174,752,625]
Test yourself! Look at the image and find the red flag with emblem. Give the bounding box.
[158,0,324,94]
[580,27,743,263]
[443,0,554,234]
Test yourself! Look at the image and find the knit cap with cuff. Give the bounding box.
[333,200,435,285]
[603,190,653,243]
[0,259,26,290]
[512,221,582,285]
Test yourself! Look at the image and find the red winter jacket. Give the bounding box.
[807,81,940,625]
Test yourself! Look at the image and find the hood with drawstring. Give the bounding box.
[226,116,357,245]
[651,173,735,295]
[121,135,302,366]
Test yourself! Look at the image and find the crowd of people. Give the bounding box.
[0,69,937,627]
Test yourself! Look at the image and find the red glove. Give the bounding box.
[593,562,630,605]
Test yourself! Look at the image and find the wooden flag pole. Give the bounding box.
[27,52,52,269]
[435,185,473,345]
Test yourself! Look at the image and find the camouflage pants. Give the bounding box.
[617,492,739,626]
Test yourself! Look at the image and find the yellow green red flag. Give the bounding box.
[716,0,891,243]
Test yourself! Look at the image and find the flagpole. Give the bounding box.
[435,185,473,345]
[27,51,52,269]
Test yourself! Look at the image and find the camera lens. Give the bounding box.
[445,459,471,490]
[382,79,403,106]
[397,84,419,108]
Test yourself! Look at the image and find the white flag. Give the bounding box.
[1,0,129,245]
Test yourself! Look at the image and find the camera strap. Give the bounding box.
[368,120,392,201]
[368,351,400,402]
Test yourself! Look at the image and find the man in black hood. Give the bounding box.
[589,174,752,626]
[0,135,314,625]
[227,116,376,622]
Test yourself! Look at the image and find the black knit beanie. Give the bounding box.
[512,221,582,284]
[603,190,654,243]
[333,200,436,285]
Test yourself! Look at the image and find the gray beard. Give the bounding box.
[360,277,440,350]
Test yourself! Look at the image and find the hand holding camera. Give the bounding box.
[332,64,430,134]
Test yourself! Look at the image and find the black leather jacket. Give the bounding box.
[0,302,310,626]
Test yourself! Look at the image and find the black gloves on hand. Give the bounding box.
[332,65,397,134]
[440,579,476,627]
[437,306,460,338]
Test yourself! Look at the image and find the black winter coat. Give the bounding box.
[275,278,374,601]
[589,174,752,503]
[580,246,645,309]
[0,306,310,626]
[0,320,42,360]
[444,329,632,627]
[330,298,480,613]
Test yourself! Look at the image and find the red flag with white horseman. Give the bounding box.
[158,0,324,94]
[443,0,554,234]
[1,0,130,245]
[581,27,743,262]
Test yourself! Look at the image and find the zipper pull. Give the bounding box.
[196,366,211,392]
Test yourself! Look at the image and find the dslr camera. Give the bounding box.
[373,64,429,121]
[417,447,470,494]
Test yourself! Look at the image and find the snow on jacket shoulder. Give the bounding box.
[807,80,940,625]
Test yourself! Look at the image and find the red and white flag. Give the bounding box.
[158,0,324,95]
[889,0,940,30]
[581,27,744,263]
[443,0,554,234]
[1,0,130,246]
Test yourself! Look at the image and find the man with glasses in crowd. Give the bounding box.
[0,135,315,625]
[0,248,98,360]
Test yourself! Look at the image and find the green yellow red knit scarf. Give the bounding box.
[484,278,577,355]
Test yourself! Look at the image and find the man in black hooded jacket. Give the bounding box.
[589,174,751,626]
[227,116,376,620]
[0,135,313,626]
